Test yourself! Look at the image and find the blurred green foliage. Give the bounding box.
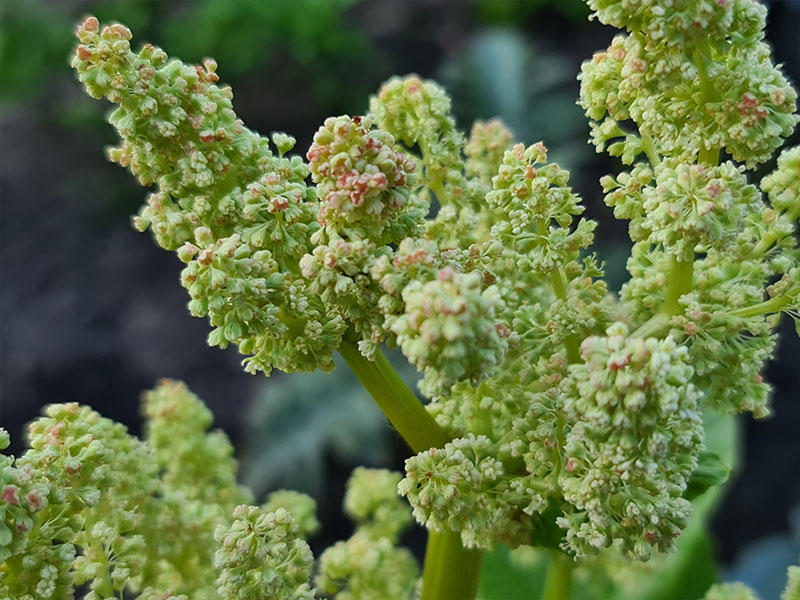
[476,0,589,24]
[440,28,589,172]
[0,0,368,107]
[241,351,419,499]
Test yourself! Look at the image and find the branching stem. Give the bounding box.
[662,255,694,316]
[339,342,481,599]
[338,341,450,453]
[725,295,789,319]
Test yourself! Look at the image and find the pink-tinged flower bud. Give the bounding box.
[2,485,20,505]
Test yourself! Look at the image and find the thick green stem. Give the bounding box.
[421,529,483,600]
[662,255,694,316]
[693,41,721,166]
[550,268,581,363]
[339,343,481,599]
[658,42,722,317]
[542,551,573,600]
[338,341,450,453]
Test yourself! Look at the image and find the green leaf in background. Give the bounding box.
[685,451,732,502]
[241,351,419,499]
[439,28,590,172]
[478,544,548,600]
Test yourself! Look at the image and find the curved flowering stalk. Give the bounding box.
[580,0,799,417]
[72,17,346,376]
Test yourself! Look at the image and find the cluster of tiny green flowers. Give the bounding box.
[307,115,422,242]
[399,434,533,549]
[758,146,800,274]
[579,11,798,167]
[389,268,509,397]
[558,323,703,560]
[316,468,418,600]
[463,119,515,215]
[302,114,429,357]
[214,505,315,599]
[72,16,346,376]
[699,560,800,600]
[785,563,800,600]
[342,467,412,541]
[2,381,332,600]
[488,142,596,272]
[369,76,466,203]
[703,582,760,600]
[464,119,515,187]
[138,380,254,596]
[634,161,760,261]
[4,403,159,600]
[586,0,766,49]
[262,490,321,540]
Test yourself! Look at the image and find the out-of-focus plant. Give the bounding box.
[3,1,799,598]
[440,28,590,171]
[475,0,590,25]
[240,352,418,498]
[0,0,366,108]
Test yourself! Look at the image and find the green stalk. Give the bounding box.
[542,551,573,600]
[693,40,721,167]
[630,313,669,339]
[640,131,660,167]
[659,42,723,318]
[662,255,694,316]
[750,204,800,258]
[421,529,483,600]
[338,342,482,599]
[537,220,581,364]
[725,295,789,319]
[338,341,450,453]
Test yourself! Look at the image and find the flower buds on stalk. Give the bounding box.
[214,505,316,600]
[559,323,703,560]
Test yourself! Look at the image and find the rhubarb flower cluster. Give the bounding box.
[558,323,703,560]
[72,16,346,376]
[214,505,315,599]
[316,468,418,600]
[1,382,331,599]
[70,0,799,580]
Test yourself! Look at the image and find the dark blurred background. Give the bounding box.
[1,0,798,594]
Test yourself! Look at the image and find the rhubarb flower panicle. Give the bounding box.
[558,323,703,560]
[72,16,346,376]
